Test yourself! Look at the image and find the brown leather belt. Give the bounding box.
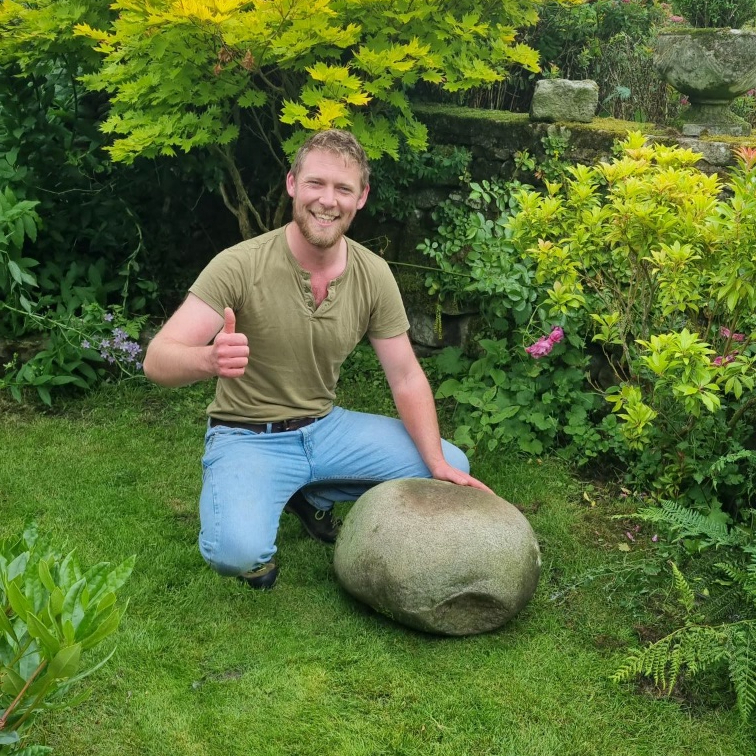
[209,416,321,433]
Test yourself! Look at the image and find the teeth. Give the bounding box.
[315,214,336,221]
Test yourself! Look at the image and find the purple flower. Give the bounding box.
[81,340,91,349]
[103,312,114,322]
[732,333,745,342]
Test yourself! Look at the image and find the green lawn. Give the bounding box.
[1,380,754,755]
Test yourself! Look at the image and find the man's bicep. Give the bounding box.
[154,293,225,347]
[370,332,421,384]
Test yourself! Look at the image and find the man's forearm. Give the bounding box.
[391,371,448,475]
[143,338,216,387]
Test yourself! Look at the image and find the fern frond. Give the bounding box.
[704,584,750,623]
[718,554,756,610]
[634,500,737,546]
[671,562,696,613]
[613,625,726,694]
[727,622,756,721]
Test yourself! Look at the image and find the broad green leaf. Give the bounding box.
[80,603,127,650]
[86,555,135,603]
[7,579,30,621]
[8,259,23,284]
[0,665,27,697]
[49,586,64,618]
[7,552,29,582]
[25,611,61,657]
[61,578,86,631]
[47,643,82,680]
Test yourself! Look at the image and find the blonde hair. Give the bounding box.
[290,130,370,191]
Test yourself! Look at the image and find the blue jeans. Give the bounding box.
[198,406,469,576]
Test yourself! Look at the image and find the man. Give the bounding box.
[143,129,490,589]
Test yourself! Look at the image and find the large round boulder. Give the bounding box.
[333,478,541,635]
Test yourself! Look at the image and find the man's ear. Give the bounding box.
[356,183,370,210]
[285,171,296,198]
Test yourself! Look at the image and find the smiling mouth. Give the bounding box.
[313,212,338,223]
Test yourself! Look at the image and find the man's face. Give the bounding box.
[286,149,369,250]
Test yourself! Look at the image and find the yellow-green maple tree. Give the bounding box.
[5,0,541,237]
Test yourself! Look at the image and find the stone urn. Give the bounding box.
[653,28,756,136]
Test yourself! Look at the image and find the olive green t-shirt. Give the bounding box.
[189,226,410,422]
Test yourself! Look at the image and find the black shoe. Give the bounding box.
[284,492,341,543]
[237,560,278,589]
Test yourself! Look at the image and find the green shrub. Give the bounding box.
[418,173,607,460]
[510,135,756,517]
[464,0,672,122]
[421,135,756,519]
[0,523,133,753]
[672,0,756,27]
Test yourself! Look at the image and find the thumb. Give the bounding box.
[223,307,236,335]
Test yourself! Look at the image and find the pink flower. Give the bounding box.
[713,352,738,366]
[680,95,689,105]
[720,326,745,341]
[525,327,565,359]
[526,337,554,358]
[652,534,658,542]
[670,14,684,22]
[549,326,564,344]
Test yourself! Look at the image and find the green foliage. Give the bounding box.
[0,522,133,753]
[418,165,607,459]
[465,0,672,122]
[367,144,471,221]
[67,0,540,236]
[613,511,756,720]
[0,1,219,319]
[672,0,756,27]
[434,338,605,457]
[1,304,147,406]
[510,135,756,515]
[0,188,40,338]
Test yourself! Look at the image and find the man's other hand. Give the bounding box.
[212,307,249,378]
[431,462,494,495]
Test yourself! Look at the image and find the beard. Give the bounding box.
[292,202,353,249]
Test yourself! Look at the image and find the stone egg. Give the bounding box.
[333,478,541,635]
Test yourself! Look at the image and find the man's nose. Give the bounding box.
[318,186,337,206]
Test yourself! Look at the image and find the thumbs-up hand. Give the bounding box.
[211,307,249,378]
